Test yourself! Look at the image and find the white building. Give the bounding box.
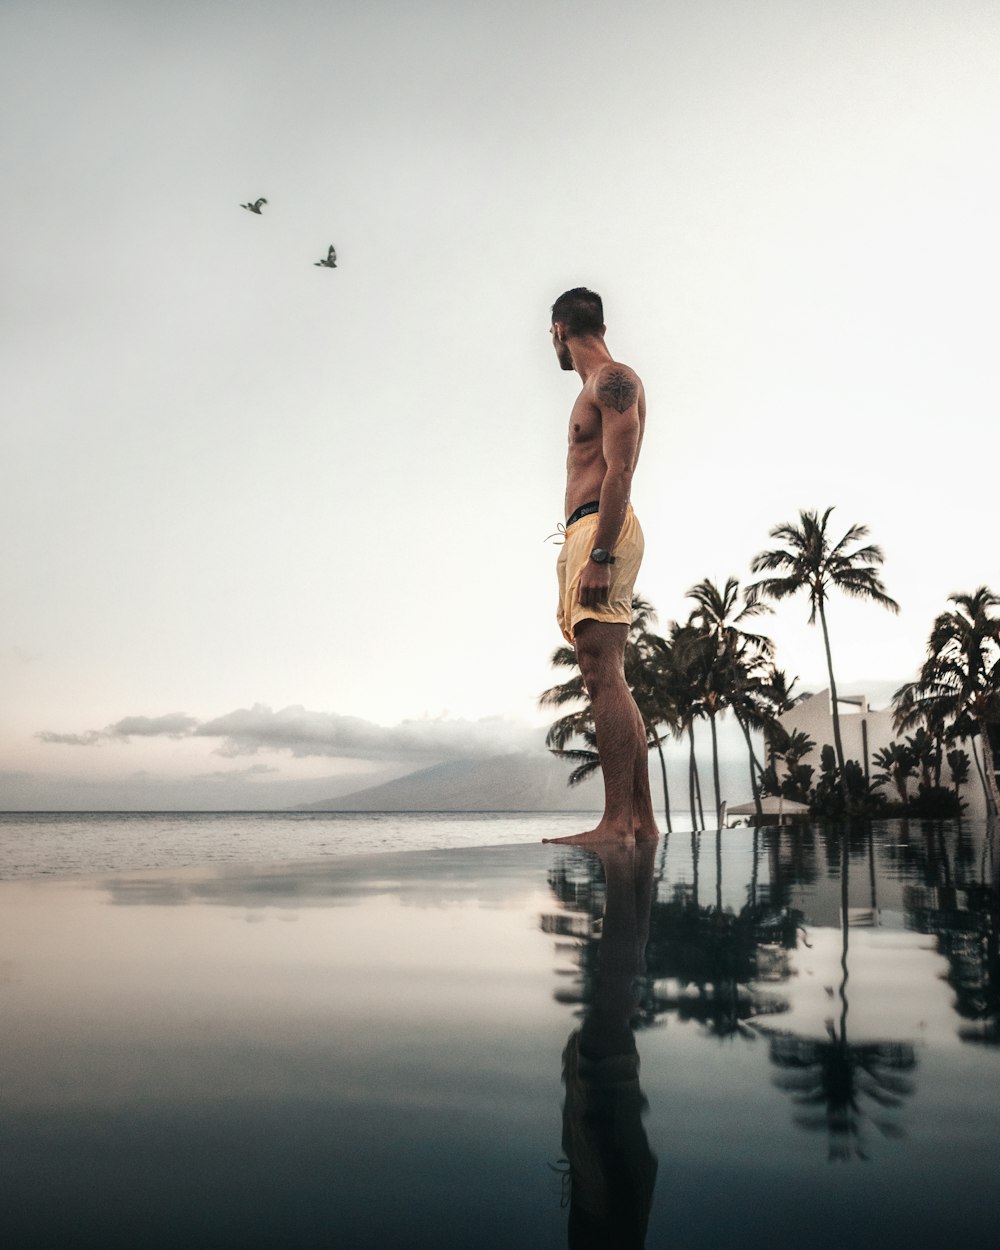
[779,690,991,820]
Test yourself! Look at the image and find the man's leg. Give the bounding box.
[629,701,659,841]
[545,620,653,846]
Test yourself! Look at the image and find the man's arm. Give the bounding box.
[578,365,641,608]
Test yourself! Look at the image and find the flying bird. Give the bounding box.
[314,245,337,268]
[241,198,267,214]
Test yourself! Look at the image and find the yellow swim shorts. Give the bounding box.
[556,504,644,644]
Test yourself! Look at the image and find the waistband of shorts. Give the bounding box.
[566,501,600,527]
[565,500,637,528]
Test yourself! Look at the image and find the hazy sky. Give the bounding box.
[3,0,999,807]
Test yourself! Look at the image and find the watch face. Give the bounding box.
[591,548,609,563]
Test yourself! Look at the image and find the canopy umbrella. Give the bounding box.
[724,795,811,825]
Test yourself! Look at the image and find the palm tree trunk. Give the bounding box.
[818,598,849,801]
[709,712,722,826]
[975,720,1000,817]
[693,752,706,831]
[734,711,763,823]
[746,736,766,779]
[687,721,697,830]
[651,731,673,833]
[687,722,706,830]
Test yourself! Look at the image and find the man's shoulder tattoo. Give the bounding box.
[597,368,639,414]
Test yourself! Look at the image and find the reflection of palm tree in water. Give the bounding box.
[646,825,796,1040]
[769,832,916,1161]
[556,841,658,1248]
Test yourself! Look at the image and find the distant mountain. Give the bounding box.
[298,739,762,814]
[297,751,605,811]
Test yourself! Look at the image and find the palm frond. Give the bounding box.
[538,673,588,708]
[749,574,806,601]
[549,746,602,787]
[545,708,594,751]
[749,548,802,576]
[828,523,870,557]
[548,645,579,670]
[831,576,899,613]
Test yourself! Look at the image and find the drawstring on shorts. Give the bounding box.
[543,523,567,545]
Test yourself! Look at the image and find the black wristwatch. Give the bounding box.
[590,547,616,565]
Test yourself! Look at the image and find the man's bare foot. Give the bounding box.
[634,821,660,844]
[543,821,635,846]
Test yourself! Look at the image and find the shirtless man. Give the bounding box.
[544,288,658,846]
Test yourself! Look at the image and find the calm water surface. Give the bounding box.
[0,810,605,878]
[1,819,997,1249]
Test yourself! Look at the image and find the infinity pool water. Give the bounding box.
[1,821,997,1248]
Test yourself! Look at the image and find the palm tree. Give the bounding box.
[659,621,712,830]
[905,728,935,791]
[872,742,916,807]
[750,508,899,799]
[894,588,1000,816]
[686,577,774,664]
[763,727,817,803]
[757,672,812,799]
[726,642,779,823]
[758,669,807,764]
[947,748,970,809]
[953,710,995,814]
[685,577,775,825]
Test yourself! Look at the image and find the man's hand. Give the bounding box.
[578,559,611,608]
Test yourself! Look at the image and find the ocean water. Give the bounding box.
[0,810,608,879]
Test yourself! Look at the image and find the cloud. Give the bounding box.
[109,713,199,738]
[194,704,541,761]
[39,704,542,762]
[38,729,106,746]
[196,764,280,781]
[38,712,199,746]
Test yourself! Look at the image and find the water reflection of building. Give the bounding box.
[764,822,917,928]
[783,822,1000,1055]
[896,823,1000,1045]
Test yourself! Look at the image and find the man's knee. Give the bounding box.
[574,620,628,691]
[575,641,602,691]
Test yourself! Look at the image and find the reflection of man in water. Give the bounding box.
[558,841,658,1248]
[546,288,657,848]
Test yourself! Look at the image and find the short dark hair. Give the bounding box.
[551,287,604,337]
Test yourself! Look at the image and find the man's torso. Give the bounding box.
[564,367,646,519]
